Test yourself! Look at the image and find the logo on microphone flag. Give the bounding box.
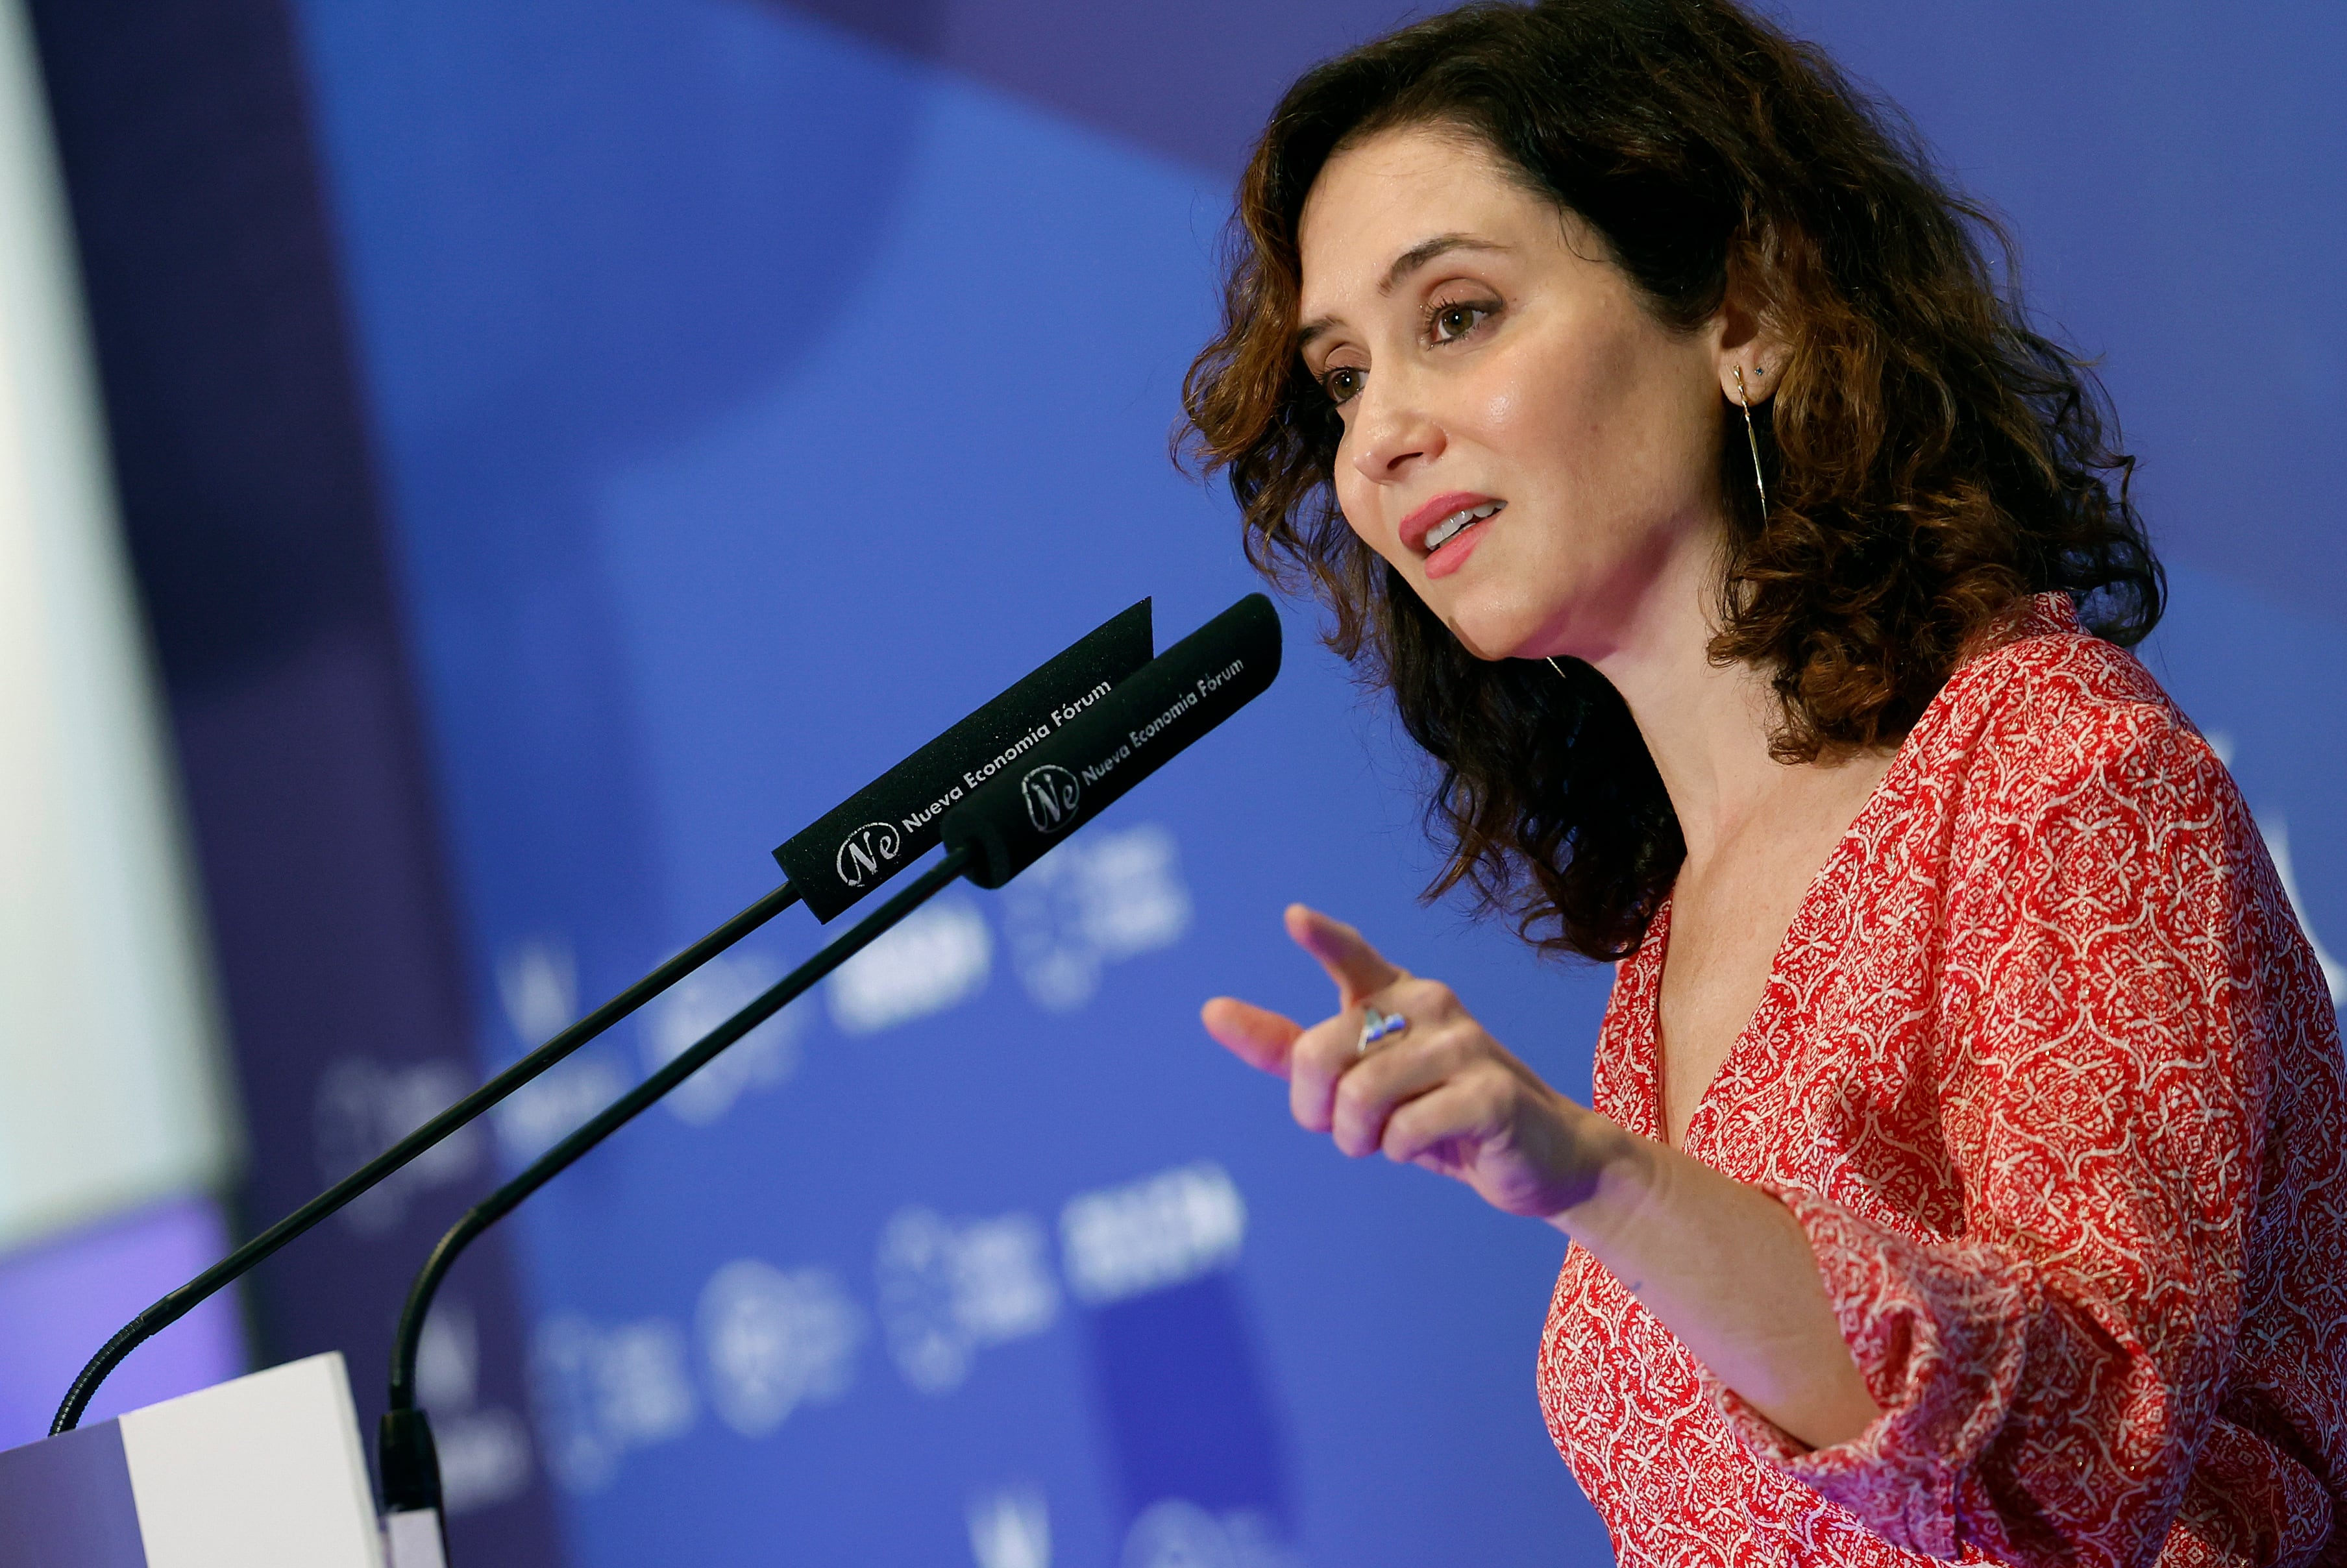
[832,822,902,888]
[772,600,1153,923]
[1018,765,1079,833]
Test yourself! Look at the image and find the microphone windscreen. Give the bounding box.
[775,599,1153,920]
[943,593,1281,888]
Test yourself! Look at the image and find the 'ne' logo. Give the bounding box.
[1019,765,1081,834]
[835,822,903,887]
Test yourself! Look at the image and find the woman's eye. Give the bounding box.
[1429,302,1493,343]
[1321,366,1364,406]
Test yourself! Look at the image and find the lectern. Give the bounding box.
[0,1354,390,1567]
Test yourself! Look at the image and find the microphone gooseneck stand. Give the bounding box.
[373,593,1284,1563]
[56,599,1154,1439]
[50,878,803,1438]
[377,848,973,1530]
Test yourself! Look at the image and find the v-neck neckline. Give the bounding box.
[1630,612,2031,1155]
[1605,594,2084,1159]
[1641,767,1903,1153]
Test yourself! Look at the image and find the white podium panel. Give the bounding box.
[0,1353,384,1568]
[382,1506,450,1568]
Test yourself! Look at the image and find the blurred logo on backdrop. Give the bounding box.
[828,898,994,1034]
[697,1260,866,1436]
[640,953,807,1125]
[314,1057,484,1234]
[532,1258,871,1494]
[826,825,1194,1023]
[532,1314,700,1493]
[835,822,903,889]
[1004,826,1192,1012]
[1061,1162,1245,1308]
[493,935,811,1154]
[876,1207,1061,1395]
[491,937,630,1164]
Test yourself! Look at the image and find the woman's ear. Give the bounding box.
[1714,269,1785,406]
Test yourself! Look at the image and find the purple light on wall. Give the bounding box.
[0,1195,247,1449]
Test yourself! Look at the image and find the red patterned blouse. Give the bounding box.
[1538,596,2347,1566]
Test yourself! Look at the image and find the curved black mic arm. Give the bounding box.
[378,849,970,1518]
[52,879,803,1438]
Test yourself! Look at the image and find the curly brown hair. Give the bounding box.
[1179,0,2161,962]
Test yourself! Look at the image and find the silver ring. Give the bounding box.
[1356,1005,1407,1057]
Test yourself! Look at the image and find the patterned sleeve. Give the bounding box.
[1708,701,2306,1563]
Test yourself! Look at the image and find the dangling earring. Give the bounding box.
[1732,365,1769,517]
[1546,368,1771,689]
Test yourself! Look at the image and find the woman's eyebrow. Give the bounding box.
[1381,233,1506,293]
[1296,234,1509,352]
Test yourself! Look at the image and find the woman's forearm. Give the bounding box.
[1550,1115,1884,1451]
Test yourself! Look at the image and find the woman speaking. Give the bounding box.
[1181,2,2347,1562]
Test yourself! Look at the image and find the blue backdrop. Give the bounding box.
[288,10,1606,1560]
[103,1,2347,1562]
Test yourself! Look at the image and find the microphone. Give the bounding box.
[51,599,1153,1438]
[944,593,1280,887]
[776,599,1153,920]
[375,595,1281,1555]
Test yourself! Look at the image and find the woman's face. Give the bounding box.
[1296,125,1734,665]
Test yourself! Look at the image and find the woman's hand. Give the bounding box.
[1201,904,1617,1220]
[1205,905,1884,1451]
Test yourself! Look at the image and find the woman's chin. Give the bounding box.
[1447,613,1546,664]
[1436,591,1564,665]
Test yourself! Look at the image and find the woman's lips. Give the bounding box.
[1401,497,1505,580]
[1397,491,1500,554]
[1423,511,1492,578]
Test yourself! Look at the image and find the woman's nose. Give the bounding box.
[1347,383,1445,485]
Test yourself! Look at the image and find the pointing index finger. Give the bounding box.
[1285,905,1407,1005]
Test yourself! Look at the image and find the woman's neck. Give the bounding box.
[1584,538,1814,871]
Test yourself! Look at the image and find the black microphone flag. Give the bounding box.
[775,598,1153,919]
[944,593,1280,888]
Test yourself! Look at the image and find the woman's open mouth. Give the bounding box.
[1423,500,1503,552]
[1417,498,1504,579]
